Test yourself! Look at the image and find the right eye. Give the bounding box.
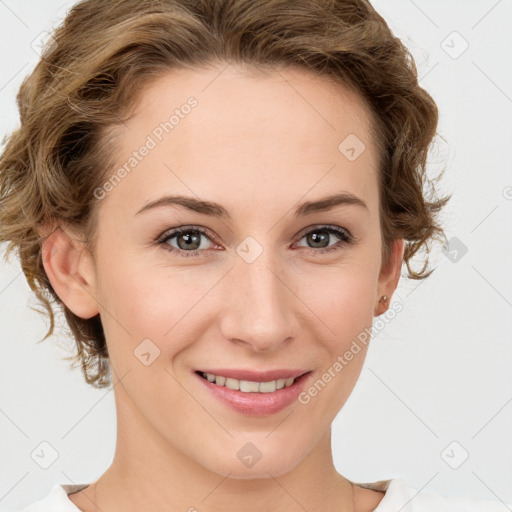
[156,226,219,257]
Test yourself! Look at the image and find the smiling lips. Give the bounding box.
[199,371,297,393]
[195,368,313,416]
[196,368,310,392]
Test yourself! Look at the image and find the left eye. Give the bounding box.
[295,226,353,254]
[157,225,353,257]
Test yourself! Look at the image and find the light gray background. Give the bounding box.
[1,0,511,510]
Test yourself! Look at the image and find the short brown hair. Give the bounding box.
[0,0,449,388]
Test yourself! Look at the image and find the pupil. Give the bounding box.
[178,232,200,250]
[309,231,328,248]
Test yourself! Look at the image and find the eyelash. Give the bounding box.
[156,224,354,258]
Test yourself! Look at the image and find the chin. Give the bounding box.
[201,445,306,480]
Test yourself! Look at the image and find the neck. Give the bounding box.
[82,385,356,512]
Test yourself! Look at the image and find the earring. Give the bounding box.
[379,295,388,304]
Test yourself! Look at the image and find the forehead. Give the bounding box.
[126,63,377,152]
[102,64,380,216]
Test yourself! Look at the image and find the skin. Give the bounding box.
[42,63,404,512]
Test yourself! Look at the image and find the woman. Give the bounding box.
[0,0,507,510]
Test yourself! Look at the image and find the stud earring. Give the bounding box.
[379,295,388,304]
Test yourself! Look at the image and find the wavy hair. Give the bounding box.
[0,0,449,388]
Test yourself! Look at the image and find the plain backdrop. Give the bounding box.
[1,0,511,510]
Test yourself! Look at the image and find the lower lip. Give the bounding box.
[195,371,312,417]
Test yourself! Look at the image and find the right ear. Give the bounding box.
[40,223,99,319]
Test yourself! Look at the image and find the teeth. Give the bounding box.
[203,373,296,393]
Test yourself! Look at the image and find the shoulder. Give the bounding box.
[353,478,509,512]
[19,483,90,511]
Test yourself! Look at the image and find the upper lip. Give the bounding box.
[195,368,311,382]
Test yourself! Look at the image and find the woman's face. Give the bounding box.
[74,64,401,478]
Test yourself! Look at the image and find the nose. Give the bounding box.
[218,249,296,353]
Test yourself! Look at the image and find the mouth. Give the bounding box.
[193,369,313,416]
[194,370,311,393]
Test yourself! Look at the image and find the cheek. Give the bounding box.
[96,255,215,364]
[103,270,167,327]
[295,256,380,340]
[93,251,172,352]
[296,264,379,417]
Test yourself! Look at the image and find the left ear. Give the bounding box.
[374,238,405,316]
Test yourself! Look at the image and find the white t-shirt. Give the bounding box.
[19,478,509,511]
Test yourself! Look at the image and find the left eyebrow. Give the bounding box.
[134,192,369,218]
[295,192,369,216]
